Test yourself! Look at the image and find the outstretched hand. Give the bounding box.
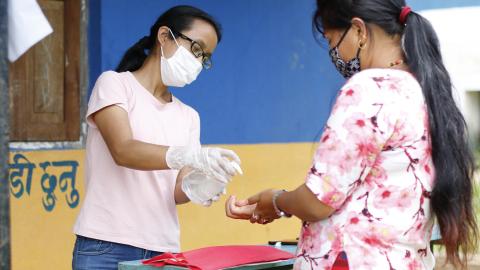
[225,195,256,220]
[246,189,281,224]
[226,189,282,225]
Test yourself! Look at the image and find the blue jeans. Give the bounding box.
[72,235,163,270]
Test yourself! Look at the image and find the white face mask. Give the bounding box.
[160,29,202,87]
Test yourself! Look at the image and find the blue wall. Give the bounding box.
[88,0,480,145]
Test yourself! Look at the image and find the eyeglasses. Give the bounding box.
[171,29,212,69]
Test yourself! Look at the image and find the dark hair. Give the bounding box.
[116,5,222,72]
[313,0,478,268]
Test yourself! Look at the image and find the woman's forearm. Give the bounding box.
[277,184,335,222]
[93,106,171,170]
[110,139,170,170]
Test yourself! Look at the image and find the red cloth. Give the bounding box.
[143,253,201,270]
[143,245,295,270]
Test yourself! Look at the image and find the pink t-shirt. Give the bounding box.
[73,71,200,252]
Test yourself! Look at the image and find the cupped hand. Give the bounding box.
[225,195,256,220]
[247,189,281,224]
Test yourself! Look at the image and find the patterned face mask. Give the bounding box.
[329,26,361,79]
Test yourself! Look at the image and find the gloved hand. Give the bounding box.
[166,146,241,183]
[202,188,226,207]
[181,168,240,206]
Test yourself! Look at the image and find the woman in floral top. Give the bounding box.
[226,0,478,269]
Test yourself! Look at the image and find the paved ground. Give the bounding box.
[434,250,480,269]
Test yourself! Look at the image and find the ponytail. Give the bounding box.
[403,11,478,268]
[116,36,154,72]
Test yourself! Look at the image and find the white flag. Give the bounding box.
[8,0,53,62]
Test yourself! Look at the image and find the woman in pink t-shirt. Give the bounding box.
[72,5,241,270]
[227,1,478,270]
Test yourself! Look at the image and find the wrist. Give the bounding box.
[166,146,197,170]
[166,146,183,170]
[272,190,292,218]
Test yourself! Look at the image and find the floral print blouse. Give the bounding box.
[295,69,435,270]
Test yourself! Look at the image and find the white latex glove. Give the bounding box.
[182,170,232,206]
[202,188,226,207]
[166,146,242,183]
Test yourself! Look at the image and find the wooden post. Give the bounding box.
[0,0,11,268]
